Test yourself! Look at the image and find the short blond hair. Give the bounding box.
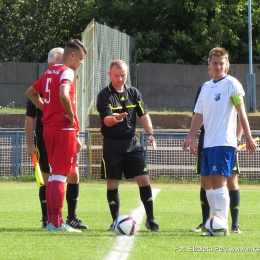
[208,47,230,70]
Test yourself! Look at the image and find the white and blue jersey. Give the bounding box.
[194,74,245,149]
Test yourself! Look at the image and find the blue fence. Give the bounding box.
[0,131,90,178]
[1,131,260,180]
[141,132,260,181]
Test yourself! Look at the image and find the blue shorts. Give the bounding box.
[201,146,236,178]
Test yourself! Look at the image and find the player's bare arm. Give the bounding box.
[26,86,44,111]
[235,103,256,153]
[59,84,75,126]
[104,112,128,127]
[182,113,203,155]
[236,116,244,152]
[236,116,243,141]
[140,114,157,150]
[191,113,204,128]
[25,116,37,156]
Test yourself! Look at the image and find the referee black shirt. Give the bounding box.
[26,96,43,131]
[97,83,147,139]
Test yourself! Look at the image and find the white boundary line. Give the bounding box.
[104,189,161,260]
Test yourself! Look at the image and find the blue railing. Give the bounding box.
[1,131,260,180]
[0,131,90,178]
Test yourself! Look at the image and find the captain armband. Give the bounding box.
[231,94,243,106]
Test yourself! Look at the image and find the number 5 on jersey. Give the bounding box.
[44,78,51,104]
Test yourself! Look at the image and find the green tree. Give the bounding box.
[0,0,260,64]
[0,0,91,62]
[89,0,260,64]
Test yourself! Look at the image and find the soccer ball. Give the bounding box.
[114,215,136,236]
[205,216,228,236]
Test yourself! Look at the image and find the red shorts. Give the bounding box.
[43,130,77,175]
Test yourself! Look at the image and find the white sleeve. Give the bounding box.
[229,76,245,97]
[60,68,74,83]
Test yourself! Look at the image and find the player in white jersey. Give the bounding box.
[190,66,243,234]
[182,47,256,236]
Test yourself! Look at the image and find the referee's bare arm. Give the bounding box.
[25,116,37,156]
[26,86,44,111]
[140,114,157,149]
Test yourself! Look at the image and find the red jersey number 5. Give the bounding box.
[44,78,51,104]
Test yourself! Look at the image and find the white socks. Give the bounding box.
[214,186,230,221]
[206,189,216,215]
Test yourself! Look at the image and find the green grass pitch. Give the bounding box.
[0,181,259,260]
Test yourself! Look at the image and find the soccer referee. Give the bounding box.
[97,59,160,232]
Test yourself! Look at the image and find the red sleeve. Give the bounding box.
[60,79,72,87]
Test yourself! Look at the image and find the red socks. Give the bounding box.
[46,175,67,228]
[50,180,66,227]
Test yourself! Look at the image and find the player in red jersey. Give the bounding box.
[26,39,87,232]
[25,47,88,229]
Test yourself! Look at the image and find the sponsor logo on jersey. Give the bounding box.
[46,69,61,75]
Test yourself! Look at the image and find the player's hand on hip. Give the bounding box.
[62,112,75,127]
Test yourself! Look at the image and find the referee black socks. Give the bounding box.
[139,185,154,220]
[107,188,120,221]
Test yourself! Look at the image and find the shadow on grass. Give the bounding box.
[0,227,117,237]
[0,227,213,239]
[136,229,206,237]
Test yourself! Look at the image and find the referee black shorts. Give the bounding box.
[35,128,50,173]
[101,136,147,180]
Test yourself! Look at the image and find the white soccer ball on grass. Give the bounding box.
[114,215,136,236]
[205,215,228,236]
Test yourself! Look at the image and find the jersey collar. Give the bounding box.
[213,74,228,84]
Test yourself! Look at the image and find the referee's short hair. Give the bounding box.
[110,59,128,70]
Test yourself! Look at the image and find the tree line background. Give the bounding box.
[0,0,259,65]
